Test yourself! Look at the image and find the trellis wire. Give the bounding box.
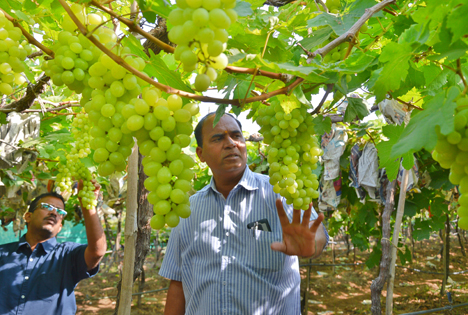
[298,262,468,275]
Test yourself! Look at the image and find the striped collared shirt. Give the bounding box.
[159,167,328,315]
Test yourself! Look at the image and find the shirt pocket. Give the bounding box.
[244,229,284,273]
[33,271,62,301]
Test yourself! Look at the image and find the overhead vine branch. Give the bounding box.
[0,75,50,113]
[306,0,396,61]
[0,8,54,57]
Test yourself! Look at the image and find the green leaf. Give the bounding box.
[404,200,418,217]
[312,115,332,135]
[376,125,404,181]
[256,58,328,82]
[292,86,311,106]
[447,3,468,43]
[390,90,457,158]
[277,94,300,114]
[137,0,171,21]
[300,26,333,50]
[235,0,254,16]
[343,97,369,123]
[145,51,194,93]
[373,42,412,103]
[0,112,7,125]
[307,12,359,36]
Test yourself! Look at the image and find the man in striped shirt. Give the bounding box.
[160,112,329,315]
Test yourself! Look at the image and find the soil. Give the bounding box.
[75,235,468,315]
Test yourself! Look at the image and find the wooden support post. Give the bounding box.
[117,144,139,315]
[386,169,409,315]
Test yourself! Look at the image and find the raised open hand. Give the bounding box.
[270,199,324,258]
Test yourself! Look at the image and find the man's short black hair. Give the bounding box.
[28,192,65,213]
[195,112,243,148]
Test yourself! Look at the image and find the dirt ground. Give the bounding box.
[75,235,468,314]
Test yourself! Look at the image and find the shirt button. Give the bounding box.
[226,232,229,236]
[223,281,227,285]
[25,276,29,280]
[223,310,227,313]
[29,258,33,262]
[21,295,25,299]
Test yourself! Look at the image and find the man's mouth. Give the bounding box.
[224,154,238,159]
[44,217,57,224]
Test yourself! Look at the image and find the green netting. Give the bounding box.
[0,221,88,245]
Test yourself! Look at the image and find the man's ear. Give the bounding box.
[196,146,205,163]
[24,212,31,224]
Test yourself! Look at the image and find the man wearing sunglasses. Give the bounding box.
[0,180,106,315]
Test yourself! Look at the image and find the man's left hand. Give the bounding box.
[271,199,324,258]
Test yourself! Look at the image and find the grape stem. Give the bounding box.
[311,84,334,115]
[306,0,397,61]
[24,104,81,113]
[457,59,468,94]
[0,8,55,57]
[387,92,423,111]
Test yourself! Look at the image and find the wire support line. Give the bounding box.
[298,262,468,276]
[399,302,468,315]
[75,287,170,302]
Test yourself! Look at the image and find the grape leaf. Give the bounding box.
[343,97,369,123]
[256,58,328,82]
[307,12,359,36]
[312,115,331,135]
[145,51,194,93]
[277,94,300,114]
[447,2,468,43]
[376,124,413,181]
[373,42,412,103]
[235,0,254,16]
[300,26,333,50]
[390,89,458,159]
[137,0,170,22]
[0,113,7,125]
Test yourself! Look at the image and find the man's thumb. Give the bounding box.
[271,241,286,253]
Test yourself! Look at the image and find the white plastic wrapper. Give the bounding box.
[321,125,348,181]
[377,99,408,125]
[358,142,379,199]
[0,112,40,170]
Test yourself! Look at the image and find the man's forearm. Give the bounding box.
[82,205,107,270]
[165,280,185,315]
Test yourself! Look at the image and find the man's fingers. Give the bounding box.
[275,199,290,227]
[271,241,287,253]
[301,203,312,227]
[309,213,324,233]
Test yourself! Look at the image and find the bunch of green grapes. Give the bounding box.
[257,104,323,210]
[322,42,347,63]
[0,11,31,96]
[432,91,468,230]
[326,0,341,13]
[167,0,237,91]
[120,89,199,229]
[42,4,118,94]
[56,111,97,210]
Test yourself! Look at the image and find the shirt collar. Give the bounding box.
[18,234,58,253]
[208,166,259,194]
